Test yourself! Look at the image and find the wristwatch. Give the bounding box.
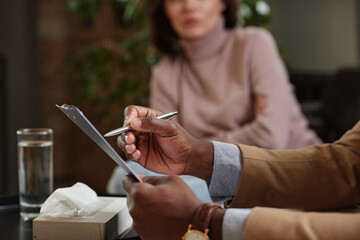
[182,203,222,240]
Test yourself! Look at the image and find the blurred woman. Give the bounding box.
[108,0,321,200]
[148,0,321,149]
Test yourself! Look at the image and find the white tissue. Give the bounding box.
[40,182,106,217]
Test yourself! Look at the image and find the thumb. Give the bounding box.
[130,117,178,136]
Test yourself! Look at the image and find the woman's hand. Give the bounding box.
[254,95,266,117]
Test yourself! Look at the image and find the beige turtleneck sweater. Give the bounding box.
[149,20,322,149]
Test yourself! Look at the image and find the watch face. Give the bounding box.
[184,231,209,240]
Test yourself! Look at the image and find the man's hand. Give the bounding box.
[123,175,202,240]
[117,105,214,181]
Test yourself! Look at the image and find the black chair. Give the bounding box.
[290,72,330,140]
[321,68,360,143]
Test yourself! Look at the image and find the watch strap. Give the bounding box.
[191,203,222,233]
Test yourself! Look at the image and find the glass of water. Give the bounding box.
[17,128,53,220]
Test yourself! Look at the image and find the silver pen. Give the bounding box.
[103,111,178,137]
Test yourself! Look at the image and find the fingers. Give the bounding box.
[117,140,140,160]
[125,132,136,144]
[142,176,169,186]
[123,175,155,198]
[130,117,179,136]
[117,132,142,162]
[117,132,137,154]
[122,175,139,193]
[143,175,181,186]
[124,105,162,126]
[123,174,152,192]
[127,149,141,161]
[137,174,146,180]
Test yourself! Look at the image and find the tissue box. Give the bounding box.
[33,197,132,240]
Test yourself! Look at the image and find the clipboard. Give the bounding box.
[56,104,142,183]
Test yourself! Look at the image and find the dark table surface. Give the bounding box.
[0,195,140,240]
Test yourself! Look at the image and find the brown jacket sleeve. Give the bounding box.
[243,207,360,240]
[230,121,360,210]
[227,121,360,239]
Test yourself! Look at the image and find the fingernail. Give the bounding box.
[125,145,131,152]
[125,135,129,143]
[132,119,141,128]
